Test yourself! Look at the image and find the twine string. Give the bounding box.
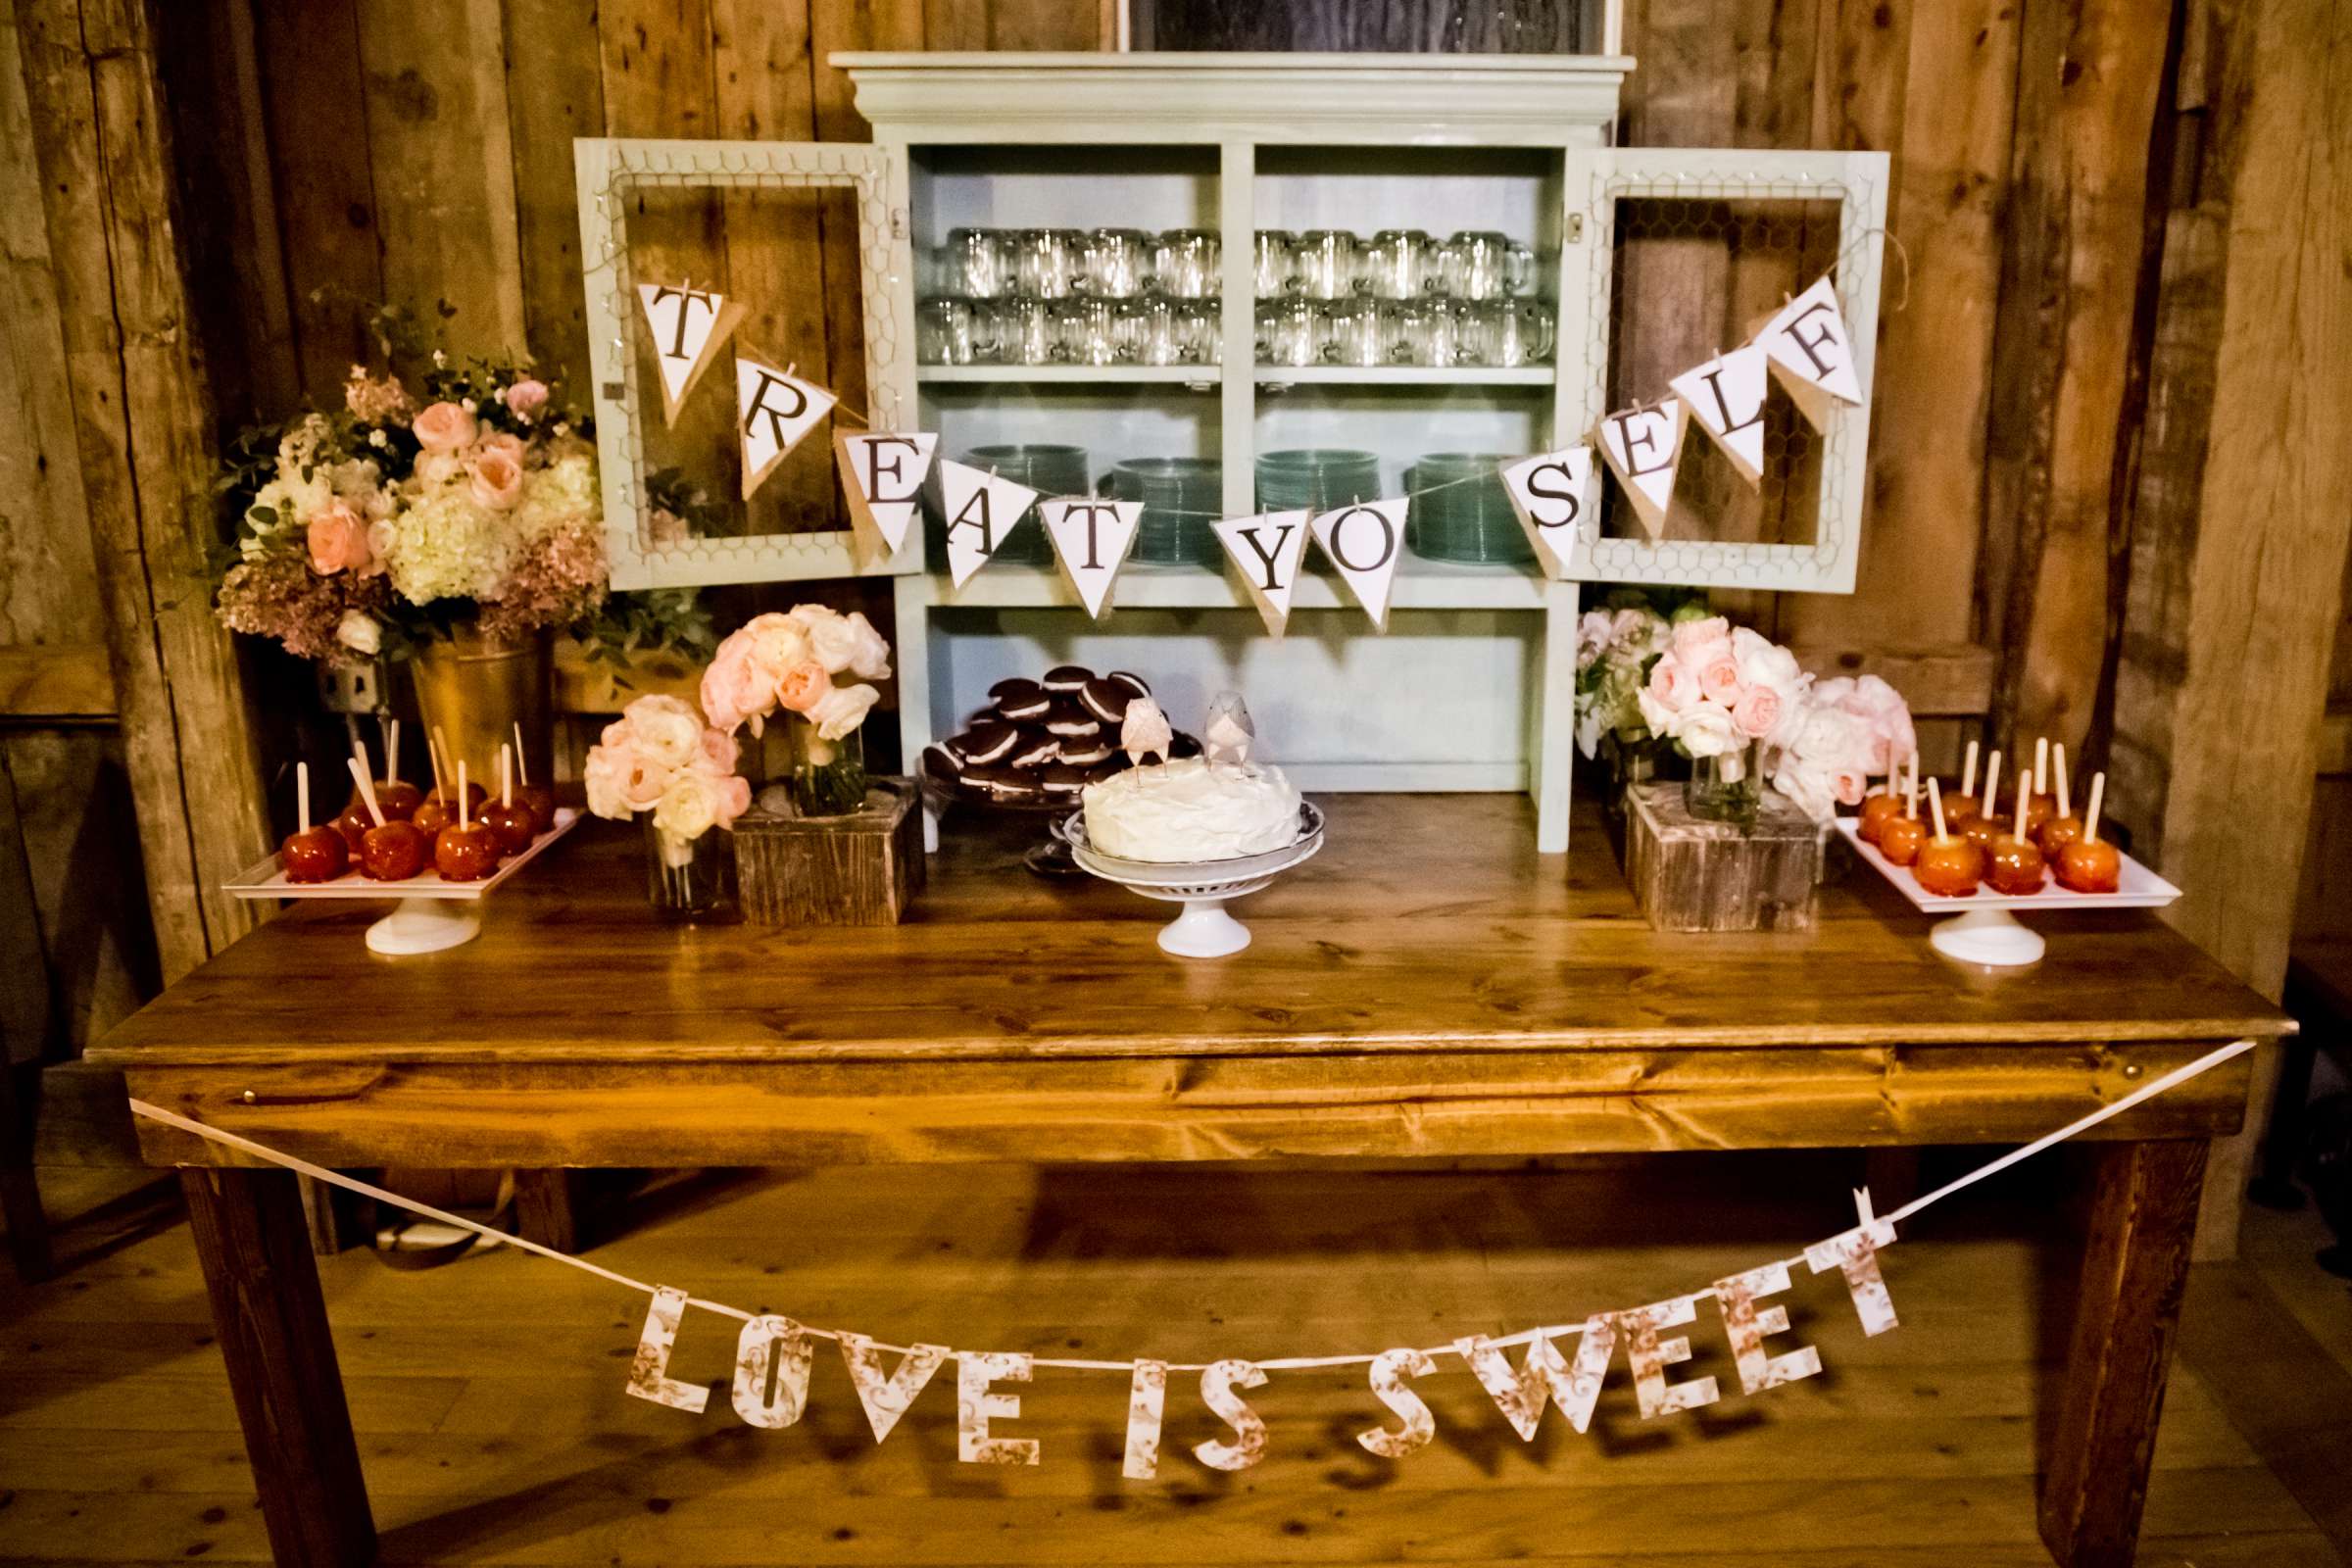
[125,1038,2250,1376]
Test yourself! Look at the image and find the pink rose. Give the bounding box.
[475,431,525,466]
[502,379,549,416]
[1697,650,1743,705]
[617,748,669,811]
[412,400,477,453]
[775,660,832,714]
[1732,683,1783,740]
[692,726,739,776]
[468,449,524,511]
[1647,653,1698,711]
[306,503,376,576]
[698,636,771,735]
[712,774,752,829]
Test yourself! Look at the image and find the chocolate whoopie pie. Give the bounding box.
[993,773,1045,804]
[962,761,1018,793]
[920,747,964,787]
[1042,663,1092,693]
[1084,757,1124,783]
[1041,760,1090,792]
[1170,731,1203,760]
[996,687,1053,722]
[956,721,1019,764]
[1045,707,1101,739]
[1058,739,1113,767]
[1107,670,1150,698]
[989,676,1045,708]
[1078,677,1132,724]
[1009,732,1061,769]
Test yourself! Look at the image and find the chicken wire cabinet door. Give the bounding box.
[1559,147,1888,596]
[575,138,912,590]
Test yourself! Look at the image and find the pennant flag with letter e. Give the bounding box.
[1500,446,1598,579]
[834,431,938,565]
[1214,511,1311,637]
[735,356,836,502]
[638,284,746,426]
[1595,400,1688,541]
[1758,274,1864,432]
[1307,498,1408,631]
[1041,498,1143,619]
[1671,343,1771,487]
[936,459,1041,589]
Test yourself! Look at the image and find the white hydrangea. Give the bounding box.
[513,452,600,540]
[380,489,513,605]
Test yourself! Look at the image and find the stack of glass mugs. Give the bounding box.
[918,227,1222,367]
[1255,229,1553,368]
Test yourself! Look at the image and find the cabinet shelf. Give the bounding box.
[1253,365,1557,388]
[918,364,1222,387]
[925,555,1559,612]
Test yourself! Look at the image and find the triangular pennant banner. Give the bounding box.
[1041,498,1144,619]
[936,459,1041,589]
[735,356,836,502]
[1499,446,1598,579]
[1594,399,1689,541]
[1213,511,1311,637]
[1670,343,1771,487]
[1307,498,1408,631]
[834,431,938,565]
[639,284,746,427]
[1759,275,1865,432]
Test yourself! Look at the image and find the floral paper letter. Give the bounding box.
[1122,1359,1170,1480]
[1500,446,1597,578]
[736,356,837,501]
[1618,1297,1722,1418]
[639,284,746,426]
[1595,400,1689,540]
[838,1332,948,1444]
[936,459,1042,589]
[1805,1216,1901,1337]
[1213,512,1311,637]
[1453,1315,1616,1438]
[1042,498,1144,619]
[1760,275,1865,432]
[1671,343,1771,486]
[624,1286,710,1413]
[1356,1348,1439,1458]
[1308,499,1409,631]
[956,1352,1039,1465]
[1193,1358,1270,1471]
[731,1314,814,1429]
[1712,1262,1825,1396]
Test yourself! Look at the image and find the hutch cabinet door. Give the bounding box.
[574,137,910,590]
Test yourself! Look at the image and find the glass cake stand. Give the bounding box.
[1063,802,1326,957]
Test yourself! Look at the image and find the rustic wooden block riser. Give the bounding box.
[1624,782,1829,933]
[732,777,922,926]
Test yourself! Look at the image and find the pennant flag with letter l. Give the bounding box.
[1213,511,1311,638]
[1670,343,1771,487]
[936,459,1042,589]
[1758,274,1865,432]
[1307,498,1409,631]
[1594,399,1689,541]
[834,431,939,564]
[638,284,747,426]
[736,356,837,502]
[1500,446,1598,579]
[1040,498,1144,619]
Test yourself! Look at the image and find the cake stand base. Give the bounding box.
[1157,898,1253,958]
[367,898,484,956]
[1930,906,2045,967]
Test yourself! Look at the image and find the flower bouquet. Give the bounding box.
[585,695,752,917]
[1634,614,1810,829]
[700,605,893,817]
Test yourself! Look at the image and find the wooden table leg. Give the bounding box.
[513,1167,585,1253]
[182,1167,376,1568]
[2038,1138,2207,1568]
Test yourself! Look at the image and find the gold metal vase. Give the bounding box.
[405,629,553,797]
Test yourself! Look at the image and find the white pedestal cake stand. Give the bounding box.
[1065,803,1325,958]
[1835,818,2180,968]
[222,808,580,956]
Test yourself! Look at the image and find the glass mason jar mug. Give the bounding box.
[1013,227,1083,299]
[1294,229,1359,300]
[1461,299,1556,367]
[1079,227,1153,298]
[1152,228,1221,300]
[1361,228,1444,299]
[1443,231,1539,300]
[943,227,1016,299]
[1252,229,1298,299]
[1256,296,1323,368]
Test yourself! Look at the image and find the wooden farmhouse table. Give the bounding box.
[88,795,2292,1568]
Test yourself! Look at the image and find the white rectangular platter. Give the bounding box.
[1836,817,2180,915]
[222,808,580,902]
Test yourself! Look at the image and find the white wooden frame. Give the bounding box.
[573,137,911,591]
[1561,146,1888,593]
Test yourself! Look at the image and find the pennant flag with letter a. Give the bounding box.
[1214,512,1311,637]
[735,356,836,502]
[639,284,746,426]
[936,459,1041,589]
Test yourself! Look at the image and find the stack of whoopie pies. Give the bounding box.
[921,664,1200,808]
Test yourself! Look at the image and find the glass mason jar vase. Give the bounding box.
[783,713,867,817]
[643,816,737,921]
[1685,739,1764,830]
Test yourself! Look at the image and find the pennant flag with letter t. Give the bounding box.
[1500,445,1597,579]
[736,356,836,502]
[1594,399,1689,540]
[1758,274,1864,432]
[1307,498,1408,631]
[638,283,746,426]
[834,431,939,564]
[1214,511,1311,637]
[936,459,1041,589]
[1671,343,1770,487]
[1041,498,1144,619]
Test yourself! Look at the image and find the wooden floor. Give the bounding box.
[3,1152,2348,1566]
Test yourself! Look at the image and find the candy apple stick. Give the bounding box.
[2084,772,2104,845]
[346,758,385,827]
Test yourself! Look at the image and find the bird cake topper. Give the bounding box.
[1203,692,1254,768]
[1121,696,1173,769]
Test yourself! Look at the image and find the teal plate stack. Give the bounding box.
[1106,458,1224,568]
[1405,452,1535,565]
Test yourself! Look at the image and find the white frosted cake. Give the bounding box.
[1080,759,1301,862]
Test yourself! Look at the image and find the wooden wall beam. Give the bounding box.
[15,0,268,983]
